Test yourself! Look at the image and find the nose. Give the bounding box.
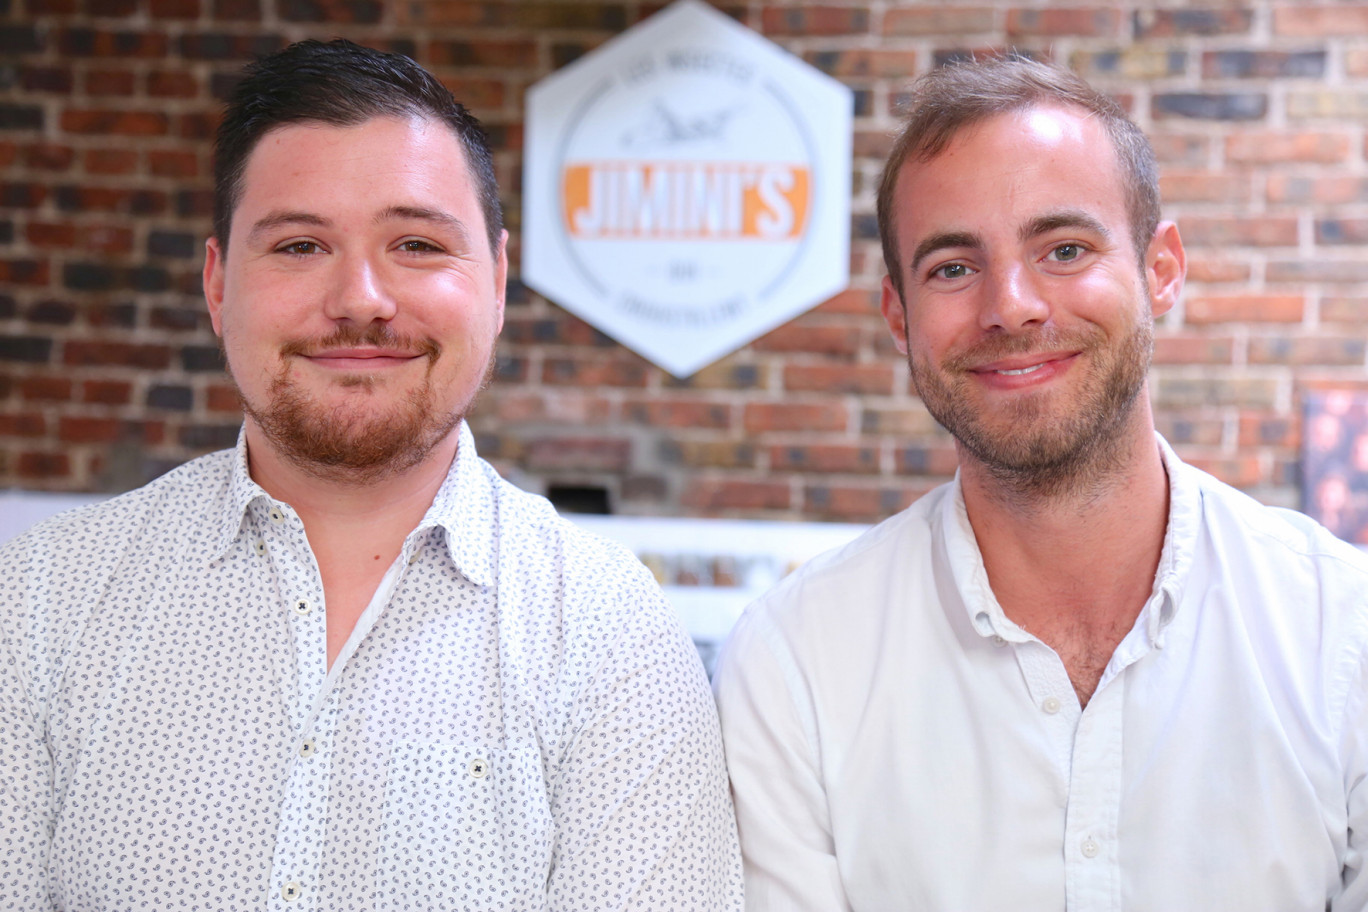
[979,261,1050,332]
[323,254,398,324]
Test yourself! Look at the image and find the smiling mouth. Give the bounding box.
[993,363,1047,376]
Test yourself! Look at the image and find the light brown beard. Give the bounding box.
[234,324,491,485]
[907,312,1154,501]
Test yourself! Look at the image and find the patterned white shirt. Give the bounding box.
[2,422,743,911]
[715,436,1368,911]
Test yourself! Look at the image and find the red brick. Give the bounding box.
[1225,132,1349,164]
[63,341,173,369]
[1177,216,1297,247]
[761,6,871,36]
[150,0,201,17]
[1135,8,1253,37]
[671,441,757,470]
[83,148,139,175]
[807,48,919,79]
[854,129,896,160]
[622,399,732,429]
[744,402,849,434]
[1322,298,1368,324]
[1268,261,1368,284]
[1273,5,1368,36]
[1268,175,1368,205]
[426,39,539,68]
[19,376,73,402]
[1152,334,1235,364]
[860,403,943,437]
[22,143,75,170]
[147,69,202,98]
[1349,48,1368,78]
[1151,414,1226,448]
[814,288,879,316]
[206,384,241,413]
[87,225,136,255]
[1148,133,1210,165]
[541,356,649,388]
[1239,412,1297,448]
[771,443,880,474]
[148,149,200,178]
[1184,455,1264,488]
[82,380,132,405]
[1249,335,1366,366]
[59,416,122,444]
[26,222,78,248]
[1316,219,1368,245]
[884,7,993,35]
[83,69,137,96]
[894,445,960,476]
[1,182,48,207]
[1183,258,1252,283]
[783,363,895,395]
[682,479,792,512]
[1007,7,1120,37]
[1186,295,1304,324]
[662,360,769,391]
[524,436,631,472]
[752,322,861,357]
[17,451,70,479]
[0,413,47,437]
[803,483,921,522]
[1159,171,1250,205]
[436,76,506,111]
[0,259,51,286]
[60,109,170,136]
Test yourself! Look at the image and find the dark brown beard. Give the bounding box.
[235,323,482,485]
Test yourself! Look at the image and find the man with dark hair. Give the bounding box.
[1,40,742,910]
[714,55,1368,911]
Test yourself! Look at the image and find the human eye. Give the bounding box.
[1046,242,1085,263]
[274,239,322,257]
[929,261,975,282]
[396,238,443,254]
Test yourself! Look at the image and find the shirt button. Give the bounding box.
[1042,696,1062,714]
[254,538,267,557]
[991,635,1006,647]
[468,756,489,779]
[1081,838,1100,858]
[292,597,312,617]
[268,506,285,524]
[281,881,302,901]
[299,738,316,759]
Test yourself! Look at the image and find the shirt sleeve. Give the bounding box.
[546,573,744,911]
[712,603,852,912]
[0,541,58,911]
[1335,606,1368,912]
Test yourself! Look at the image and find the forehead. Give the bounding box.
[234,115,478,221]
[891,104,1126,238]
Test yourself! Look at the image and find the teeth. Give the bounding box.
[996,364,1044,376]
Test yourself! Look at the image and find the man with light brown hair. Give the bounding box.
[715,55,1368,911]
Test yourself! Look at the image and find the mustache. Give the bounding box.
[279,324,441,361]
[945,325,1101,372]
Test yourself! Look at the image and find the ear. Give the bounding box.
[204,237,227,337]
[1145,220,1186,320]
[880,273,909,356]
[493,229,508,333]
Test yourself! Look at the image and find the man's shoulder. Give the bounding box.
[740,481,952,630]
[1186,462,1368,579]
[2,449,236,565]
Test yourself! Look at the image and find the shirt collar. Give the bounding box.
[207,422,498,589]
[943,432,1200,647]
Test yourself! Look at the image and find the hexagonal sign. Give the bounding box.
[523,0,852,377]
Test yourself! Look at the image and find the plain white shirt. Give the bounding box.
[714,436,1368,911]
[1,422,743,911]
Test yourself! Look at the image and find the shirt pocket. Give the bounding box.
[375,741,553,911]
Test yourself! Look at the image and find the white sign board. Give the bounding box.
[523,0,853,377]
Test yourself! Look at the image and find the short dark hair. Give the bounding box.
[213,39,503,254]
[876,55,1159,299]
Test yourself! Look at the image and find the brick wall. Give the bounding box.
[3,0,1367,522]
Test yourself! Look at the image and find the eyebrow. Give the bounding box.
[246,211,330,246]
[376,205,472,247]
[910,231,982,273]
